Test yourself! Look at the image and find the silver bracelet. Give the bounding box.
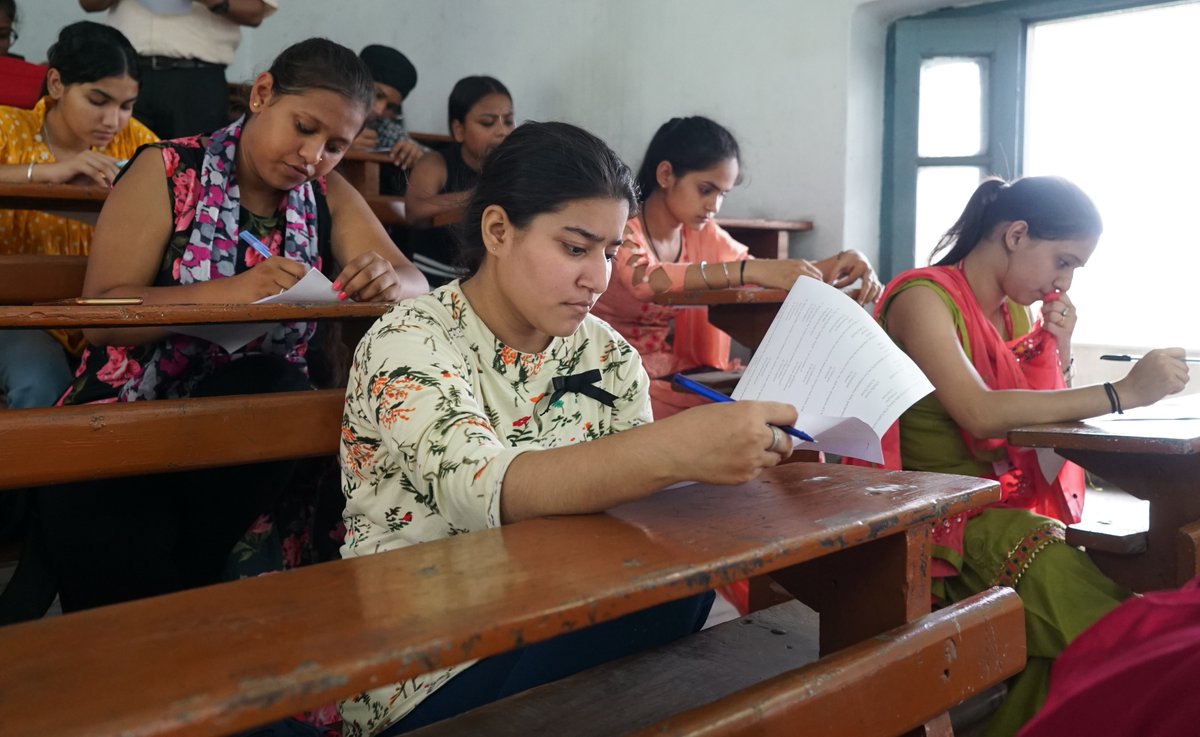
[720,261,732,287]
[698,260,714,289]
[26,161,34,182]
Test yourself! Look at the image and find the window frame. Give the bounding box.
[881,0,1185,279]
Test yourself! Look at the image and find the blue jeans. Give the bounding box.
[381,592,716,735]
[0,330,73,408]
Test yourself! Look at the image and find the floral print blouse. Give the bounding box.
[338,281,651,735]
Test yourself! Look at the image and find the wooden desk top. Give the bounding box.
[0,464,998,737]
[1009,395,1200,456]
[717,217,814,232]
[0,181,107,211]
[654,287,788,306]
[0,302,391,329]
[342,149,396,163]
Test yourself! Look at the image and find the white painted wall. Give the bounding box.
[13,0,967,263]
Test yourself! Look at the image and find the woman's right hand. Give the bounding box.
[227,256,308,302]
[1116,348,1190,408]
[659,401,799,485]
[40,150,123,187]
[742,258,823,290]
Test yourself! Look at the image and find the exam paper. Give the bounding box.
[731,278,933,464]
[171,268,339,353]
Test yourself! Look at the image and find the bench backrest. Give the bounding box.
[0,389,343,490]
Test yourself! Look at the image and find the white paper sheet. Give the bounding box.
[731,278,934,463]
[171,268,340,353]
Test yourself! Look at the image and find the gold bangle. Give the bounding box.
[720,261,732,287]
[26,161,34,182]
[698,260,714,289]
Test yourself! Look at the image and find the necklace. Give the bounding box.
[639,210,683,264]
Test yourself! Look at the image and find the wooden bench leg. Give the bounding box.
[1177,519,1200,584]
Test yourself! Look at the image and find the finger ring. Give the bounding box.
[766,425,782,453]
[1060,308,1069,317]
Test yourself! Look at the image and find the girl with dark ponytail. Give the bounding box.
[873,175,1189,736]
[593,115,883,419]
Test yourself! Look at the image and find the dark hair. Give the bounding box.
[456,121,638,276]
[266,38,374,113]
[44,21,139,89]
[635,116,741,203]
[931,176,1103,265]
[448,75,511,130]
[0,0,16,25]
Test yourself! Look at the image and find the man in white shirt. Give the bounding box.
[78,0,276,138]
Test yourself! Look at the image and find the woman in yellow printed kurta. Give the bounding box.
[0,21,156,408]
[340,122,803,736]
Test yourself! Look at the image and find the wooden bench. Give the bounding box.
[0,389,343,490]
[0,254,88,305]
[409,588,1024,737]
[0,463,1003,736]
[717,217,814,260]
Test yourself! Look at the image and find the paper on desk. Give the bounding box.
[731,277,934,464]
[171,268,339,353]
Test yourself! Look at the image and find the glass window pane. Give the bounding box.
[914,166,985,266]
[1026,4,1200,349]
[918,57,986,157]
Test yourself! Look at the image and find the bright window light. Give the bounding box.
[1025,2,1200,350]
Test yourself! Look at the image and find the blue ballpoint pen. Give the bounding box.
[239,230,274,259]
[671,373,816,442]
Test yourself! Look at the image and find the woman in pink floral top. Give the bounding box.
[593,116,883,418]
[34,39,427,616]
[340,121,804,736]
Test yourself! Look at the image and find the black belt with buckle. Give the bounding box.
[138,55,227,71]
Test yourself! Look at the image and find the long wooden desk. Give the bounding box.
[0,181,107,212]
[0,302,390,329]
[0,463,998,737]
[655,287,787,350]
[0,254,88,305]
[1010,394,1200,591]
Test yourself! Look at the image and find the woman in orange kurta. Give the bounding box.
[593,116,882,419]
[0,21,157,408]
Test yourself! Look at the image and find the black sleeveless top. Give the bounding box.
[439,143,480,194]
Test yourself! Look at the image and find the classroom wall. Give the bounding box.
[16,0,971,265]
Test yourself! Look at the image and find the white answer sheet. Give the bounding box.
[732,277,933,463]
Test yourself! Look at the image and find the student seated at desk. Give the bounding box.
[592,116,882,420]
[403,75,513,285]
[874,175,1189,737]
[340,121,799,736]
[353,44,424,173]
[0,21,158,409]
[33,38,427,614]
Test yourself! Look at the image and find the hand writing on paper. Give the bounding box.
[1118,348,1190,409]
[333,252,404,303]
[41,150,124,188]
[230,256,307,302]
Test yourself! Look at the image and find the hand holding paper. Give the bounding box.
[731,277,933,463]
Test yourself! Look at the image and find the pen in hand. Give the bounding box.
[671,373,816,442]
[1101,354,1200,364]
[239,230,274,260]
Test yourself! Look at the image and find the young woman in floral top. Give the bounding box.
[340,121,801,736]
[32,38,427,615]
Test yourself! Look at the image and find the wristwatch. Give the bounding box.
[209,0,230,14]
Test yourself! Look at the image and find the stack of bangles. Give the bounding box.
[698,260,748,289]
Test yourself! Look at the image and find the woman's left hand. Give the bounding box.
[1041,292,1077,342]
[822,249,883,305]
[332,252,404,303]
